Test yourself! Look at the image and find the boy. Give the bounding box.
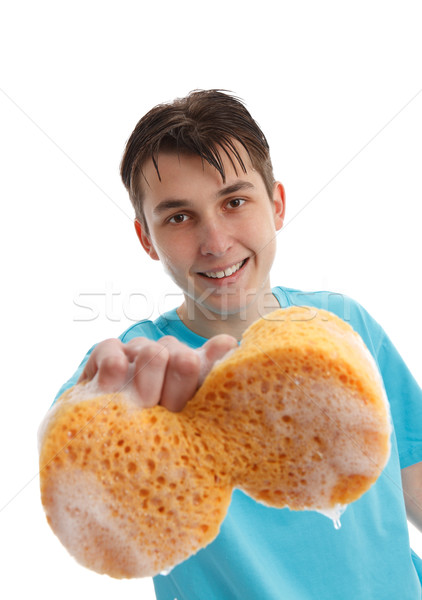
[55,90,422,599]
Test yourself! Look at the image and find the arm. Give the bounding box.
[401,461,422,532]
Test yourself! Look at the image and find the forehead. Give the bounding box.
[141,145,258,196]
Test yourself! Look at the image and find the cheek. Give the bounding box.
[153,235,184,264]
[160,255,179,277]
[260,241,277,269]
[158,249,189,281]
[246,214,278,250]
[254,226,278,268]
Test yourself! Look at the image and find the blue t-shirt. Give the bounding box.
[55,287,422,599]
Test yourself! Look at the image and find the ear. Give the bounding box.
[272,182,286,231]
[134,219,160,261]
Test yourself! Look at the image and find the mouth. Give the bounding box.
[199,258,248,280]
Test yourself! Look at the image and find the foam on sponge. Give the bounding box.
[38,307,391,578]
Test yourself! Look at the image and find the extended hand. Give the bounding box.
[78,335,238,412]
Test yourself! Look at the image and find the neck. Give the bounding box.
[177,289,281,341]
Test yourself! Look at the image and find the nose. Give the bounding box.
[199,219,233,257]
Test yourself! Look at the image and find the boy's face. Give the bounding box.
[135,146,285,330]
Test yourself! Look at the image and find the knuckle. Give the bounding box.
[159,335,177,345]
[140,343,169,366]
[126,336,146,348]
[100,338,122,351]
[172,351,200,376]
[125,337,147,355]
[100,353,127,376]
[94,338,123,361]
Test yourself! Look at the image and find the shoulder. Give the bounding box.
[273,285,384,355]
[275,284,369,318]
[118,317,167,343]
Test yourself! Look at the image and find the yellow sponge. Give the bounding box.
[38,307,391,578]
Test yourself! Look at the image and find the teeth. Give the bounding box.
[204,260,245,279]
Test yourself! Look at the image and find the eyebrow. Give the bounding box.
[152,181,256,216]
[217,180,255,197]
[153,199,194,216]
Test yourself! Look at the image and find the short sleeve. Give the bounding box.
[52,344,96,403]
[376,330,422,469]
[284,288,422,471]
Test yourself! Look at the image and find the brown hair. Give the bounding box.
[120,89,275,226]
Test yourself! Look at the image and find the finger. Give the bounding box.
[78,339,129,393]
[197,334,238,384]
[124,336,180,363]
[131,342,170,408]
[159,340,201,412]
[78,339,121,383]
[78,353,101,383]
[124,337,159,363]
[97,351,129,392]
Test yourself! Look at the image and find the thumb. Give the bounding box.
[197,334,238,385]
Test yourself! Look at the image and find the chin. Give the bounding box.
[202,296,259,319]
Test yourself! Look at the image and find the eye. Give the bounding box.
[168,213,189,224]
[226,198,245,209]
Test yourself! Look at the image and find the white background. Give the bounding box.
[1,1,421,598]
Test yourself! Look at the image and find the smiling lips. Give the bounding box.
[201,259,247,279]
